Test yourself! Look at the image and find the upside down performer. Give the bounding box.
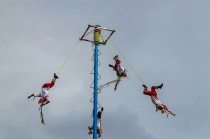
[142,84,176,117]
[28,73,59,107]
[109,55,127,91]
[28,73,59,124]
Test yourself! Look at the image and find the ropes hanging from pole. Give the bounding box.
[109,39,146,85]
[97,78,120,94]
[101,32,115,58]
[107,45,115,58]
[39,106,45,125]
[57,41,80,75]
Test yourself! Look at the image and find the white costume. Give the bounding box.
[117,64,126,75]
[34,88,49,98]
[97,119,101,128]
[151,96,162,107]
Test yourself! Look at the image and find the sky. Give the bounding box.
[0,0,210,139]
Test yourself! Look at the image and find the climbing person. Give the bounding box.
[28,73,59,107]
[142,84,176,117]
[109,55,127,91]
[88,107,104,138]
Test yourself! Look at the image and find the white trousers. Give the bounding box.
[34,88,49,97]
[151,96,162,106]
[117,65,126,75]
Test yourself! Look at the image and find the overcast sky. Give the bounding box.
[0,0,210,139]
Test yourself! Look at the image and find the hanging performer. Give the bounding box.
[28,73,59,107]
[109,55,127,91]
[142,84,176,117]
[88,107,104,138]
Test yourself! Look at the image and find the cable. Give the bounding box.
[101,32,115,58]
[110,39,146,85]
[57,40,80,75]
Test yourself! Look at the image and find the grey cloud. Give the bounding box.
[1,0,210,139]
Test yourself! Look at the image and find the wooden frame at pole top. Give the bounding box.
[80,24,115,45]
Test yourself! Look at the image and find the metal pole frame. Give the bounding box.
[80,24,115,45]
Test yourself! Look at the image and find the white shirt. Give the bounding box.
[40,88,49,97]
[117,64,126,74]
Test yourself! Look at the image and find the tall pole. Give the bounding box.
[93,26,100,139]
[80,24,115,139]
[93,44,98,139]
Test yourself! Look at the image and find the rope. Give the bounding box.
[57,41,80,75]
[110,39,146,85]
[107,43,115,58]
[97,78,119,94]
[101,33,115,58]
[84,29,94,38]
[39,106,45,125]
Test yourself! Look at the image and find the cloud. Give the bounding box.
[1,0,210,139]
[44,105,155,139]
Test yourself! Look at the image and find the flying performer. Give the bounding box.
[28,73,59,107]
[142,84,176,117]
[88,107,104,138]
[109,55,127,91]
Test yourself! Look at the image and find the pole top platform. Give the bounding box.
[80,24,115,45]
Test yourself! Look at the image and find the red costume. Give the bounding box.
[114,59,121,71]
[143,86,158,99]
[42,80,55,88]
